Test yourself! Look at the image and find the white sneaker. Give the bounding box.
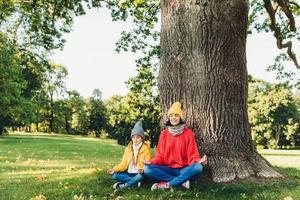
[182,180,190,189]
[151,182,169,191]
[113,182,126,189]
[137,181,142,188]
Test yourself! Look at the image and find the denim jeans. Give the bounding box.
[144,163,203,186]
[112,172,144,187]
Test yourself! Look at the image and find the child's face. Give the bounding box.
[132,135,143,145]
[169,113,181,126]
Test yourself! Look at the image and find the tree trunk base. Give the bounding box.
[207,152,283,182]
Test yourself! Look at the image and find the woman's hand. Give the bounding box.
[107,169,115,175]
[138,169,144,174]
[199,154,208,165]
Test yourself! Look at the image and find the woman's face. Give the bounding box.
[169,113,181,126]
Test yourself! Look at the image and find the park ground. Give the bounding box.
[0,133,299,200]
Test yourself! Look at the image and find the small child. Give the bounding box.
[107,120,151,189]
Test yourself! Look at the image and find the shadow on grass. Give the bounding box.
[96,167,300,200]
[0,167,299,200]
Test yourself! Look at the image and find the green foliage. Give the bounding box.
[0,0,15,22]
[248,78,300,149]
[126,62,161,146]
[266,53,299,88]
[42,62,68,132]
[105,95,135,145]
[105,57,161,146]
[102,0,161,147]
[0,33,26,134]
[248,0,269,34]
[87,89,108,137]
[66,90,88,134]
[0,0,89,54]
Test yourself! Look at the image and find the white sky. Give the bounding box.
[51,8,299,100]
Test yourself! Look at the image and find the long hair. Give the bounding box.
[165,118,185,126]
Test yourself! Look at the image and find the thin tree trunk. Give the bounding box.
[65,116,70,133]
[275,124,281,149]
[36,122,39,132]
[49,91,54,132]
[159,0,282,182]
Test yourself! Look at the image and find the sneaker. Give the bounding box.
[113,182,127,189]
[182,180,190,189]
[137,181,142,188]
[151,182,169,191]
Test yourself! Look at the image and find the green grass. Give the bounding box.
[258,149,300,169]
[0,133,300,200]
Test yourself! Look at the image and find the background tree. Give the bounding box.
[248,78,299,149]
[111,0,161,146]
[43,62,67,132]
[0,33,26,134]
[126,63,161,147]
[87,89,108,137]
[0,0,84,133]
[65,90,87,134]
[105,95,133,145]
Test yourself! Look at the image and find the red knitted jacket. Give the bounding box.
[150,127,201,168]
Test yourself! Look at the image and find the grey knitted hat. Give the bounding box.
[131,121,144,138]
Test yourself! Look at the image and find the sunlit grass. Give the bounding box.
[0,133,299,200]
[0,133,124,200]
[258,149,300,169]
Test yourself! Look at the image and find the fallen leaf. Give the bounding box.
[36,174,47,181]
[30,194,47,200]
[115,196,124,200]
[91,167,102,176]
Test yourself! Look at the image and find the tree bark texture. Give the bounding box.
[158,0,282,182]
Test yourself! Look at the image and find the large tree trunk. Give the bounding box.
[158,0,282,182]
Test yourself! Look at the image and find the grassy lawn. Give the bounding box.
[0,133,299,200]
[258,149,300,169]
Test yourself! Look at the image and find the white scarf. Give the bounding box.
[128,142,143,173]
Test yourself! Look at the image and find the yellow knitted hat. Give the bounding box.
[167,102,184,119]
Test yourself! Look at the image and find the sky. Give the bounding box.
[51,8,299,100]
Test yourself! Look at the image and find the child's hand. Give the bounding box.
[138,169,144,174]
[107,169,115,175]
[199,155,208,165]
[142,156,151,165]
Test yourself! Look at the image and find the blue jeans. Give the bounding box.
[112,172,144,187]
[144,163,203,186]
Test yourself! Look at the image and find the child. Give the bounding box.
[107,120,151,189]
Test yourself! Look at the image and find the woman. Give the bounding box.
[144,102,207,190]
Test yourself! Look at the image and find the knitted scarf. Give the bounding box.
[167,124,185,136]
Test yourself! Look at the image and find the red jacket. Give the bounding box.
[150,127,201,168]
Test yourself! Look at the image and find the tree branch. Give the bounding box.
[51,0,58,24]
[289,1,300,9]
[276,0,296,31]
[263,0,300,69]
[32,0,37,8]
